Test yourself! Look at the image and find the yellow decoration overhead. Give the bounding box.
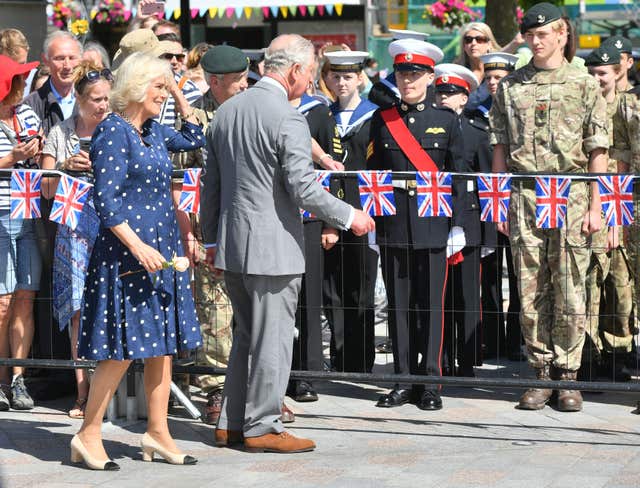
[208,7,217,18]
[244,6,252,18]
[280,6,288,18]
[174,7,181,19]
[335,4,343,15]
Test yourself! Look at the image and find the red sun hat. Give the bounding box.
[0,55,40,103]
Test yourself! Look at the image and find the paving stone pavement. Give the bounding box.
[1,363,639,488]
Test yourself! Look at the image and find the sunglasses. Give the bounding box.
[160,52,186,61]
[77,69,113,90]
[464,35,489,44]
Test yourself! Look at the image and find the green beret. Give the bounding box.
[584,45,621,67]
[200,45,249,75]
[520,2,563,34]
[602,35,633,55]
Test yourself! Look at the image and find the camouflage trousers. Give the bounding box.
[193,260,233,395]
[585,244,634,357]
[622,191,640,348]
[509,183,590,371]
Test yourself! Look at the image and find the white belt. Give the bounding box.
[391,180,417,190]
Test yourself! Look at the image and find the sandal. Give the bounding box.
[68,398,87,419]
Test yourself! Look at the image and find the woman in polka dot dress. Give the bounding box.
[70,52,203,471]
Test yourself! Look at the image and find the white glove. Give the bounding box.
[446,226,466,258]
[481,246,495,259]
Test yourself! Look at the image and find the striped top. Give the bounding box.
[155,72,202,128]
[0,104,41,211]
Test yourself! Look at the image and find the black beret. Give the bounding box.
[520,2,563,34]
[200,45,249,75]
[602,35,633,55]
[584,45,621,67]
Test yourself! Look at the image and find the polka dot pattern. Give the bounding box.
[78,114,204,361]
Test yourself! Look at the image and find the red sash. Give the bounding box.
[380,107,438,172]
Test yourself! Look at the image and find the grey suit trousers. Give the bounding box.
[218,271,302,437]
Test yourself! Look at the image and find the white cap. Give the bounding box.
[479,52,519,72]
[324,50,370,72]
[388,39,443,71]
[434,63,478,94]
[389,28,430,41]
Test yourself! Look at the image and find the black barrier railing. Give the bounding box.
[0,168,639,400]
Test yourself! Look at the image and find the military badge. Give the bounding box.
[615,40,623,49]
[601,53,610,62]
[537,14,545,23]
[441,75,449,83]
[425,127,446,134]
[406,53,413,61]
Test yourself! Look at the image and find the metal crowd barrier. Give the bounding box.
[0,169,639,402]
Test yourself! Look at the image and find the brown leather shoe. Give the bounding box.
[517,364,552,410]
[203,390,223,425]
[281,402,295,423]
[215,429,243,447]
[555,368,583,412]
[244,431,315,453]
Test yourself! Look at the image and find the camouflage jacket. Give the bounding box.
[611,86,640,174]
[489,60,608,173]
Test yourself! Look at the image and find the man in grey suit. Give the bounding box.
[201,34,375,453]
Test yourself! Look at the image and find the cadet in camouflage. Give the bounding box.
[489,3,609,412]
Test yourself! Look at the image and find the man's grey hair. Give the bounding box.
[83,41,110,69]
[264,35,314,76]
[43,30,83,59]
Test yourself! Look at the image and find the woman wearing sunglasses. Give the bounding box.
[41,61,113,419]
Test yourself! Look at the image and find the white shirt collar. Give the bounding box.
[261,76,288,97]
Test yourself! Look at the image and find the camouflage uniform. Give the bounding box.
[172,93,233,395]
[489,60,609,372]
[585,94,634,357]
[612,87,640,352]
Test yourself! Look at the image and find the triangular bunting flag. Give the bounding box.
[225,7,234,18]
[208,7,217,18]
[326,4,334,15]
[299,5,307,16]
[335,4,344,15]
[235,6,243,18]
[270,6,279,17]
[244,7,253,18]
[217,7,224,18]
[309,5,316,15]
[262,6,270,17]
[174,7,181,19]
[198,7,207,17]
[289,5,297,16]
[190,8,198,19]
[318,5,325,16]
[280,6,288,18]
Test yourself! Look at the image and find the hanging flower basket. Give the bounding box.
[92,0,132,24]
[422,0,481,30]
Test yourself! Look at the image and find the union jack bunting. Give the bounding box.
[535,176,570,229]
[49,174,92,230]
[10,170,42,219]
[416,171,452,218]
[477,175,511,223]
[358,170,396,216]
[597,175,634,226]
[301,171,332,218]
[177,168,202,214]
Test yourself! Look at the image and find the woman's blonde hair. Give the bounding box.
[454,22,501,67]
[72,60,110,97]
[110,52,172,113]
[0,28,29,61]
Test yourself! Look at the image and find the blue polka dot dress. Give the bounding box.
[78,113,204,361]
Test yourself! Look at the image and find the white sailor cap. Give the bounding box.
[324,50,370,72]
[388,39,443,71]
[434,63,478,94]
[479,52,519,72]
[389,28,430,41]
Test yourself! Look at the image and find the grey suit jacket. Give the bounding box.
[201,78,353,276]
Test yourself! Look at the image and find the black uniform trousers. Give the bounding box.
[444,246,482,375]
[323,230,377,373]
[380,246,447,389]
[481,233,522,358]
[292,221,324,374]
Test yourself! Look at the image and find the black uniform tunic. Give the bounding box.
[324,98,378,373]
[368,100,465,387]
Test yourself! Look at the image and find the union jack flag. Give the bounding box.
[416,171,452,218]
[358,170,396,216]
[597,175,634,227]
[477,175,511,223]
[177,168,202,214]
[301,171,332,218]
[10,170,42,219]
[49,174,92,230]
[535,176,571,229]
